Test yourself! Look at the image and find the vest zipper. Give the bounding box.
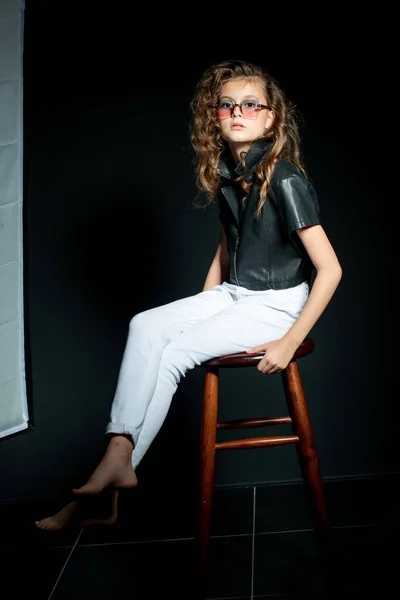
[233,235,240,285]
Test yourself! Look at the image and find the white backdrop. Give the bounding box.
[0,0,27,439]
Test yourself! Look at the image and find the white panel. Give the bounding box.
[0,16,20,81]
[0,201,19,265]
[0,320,19,383]
[0,0,21,17]
[0,261,18,325]
[0,0,26,439]
[0,142,19,206]
[0,80,19,144]
[0,376,27,435]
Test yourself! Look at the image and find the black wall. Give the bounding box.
[0,3,396,502]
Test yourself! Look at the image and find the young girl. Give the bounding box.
[35,59,342,531]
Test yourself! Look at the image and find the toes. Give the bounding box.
[34,519,45,528]
[35,518,57,531]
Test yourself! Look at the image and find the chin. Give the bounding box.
[223,133,255,144]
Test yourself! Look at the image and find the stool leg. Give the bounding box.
[283,361,333,557]
[198,366,219,593]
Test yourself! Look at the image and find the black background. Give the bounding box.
[0,1,397,502]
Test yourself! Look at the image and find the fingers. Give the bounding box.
[257,361,283,375]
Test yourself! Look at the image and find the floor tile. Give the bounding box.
[49,534,254,600]
[0,498,81,549]
[253,530,324,597]
[254,594,326,599]
[1,475,398,599]
[332,517,400,595]
[49,539,198,600]
[78,484,196,546]
[323,474,400,528]
[0,545,70,598]
[255,474,400,537]
[255,483,313,533]
[253,523,393,598]
[206,534,253,599]
[210,486,254,536]
[79,483,254,547]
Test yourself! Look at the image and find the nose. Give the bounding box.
[232,103,242,118]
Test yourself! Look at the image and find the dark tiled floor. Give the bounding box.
[0,474,399,599]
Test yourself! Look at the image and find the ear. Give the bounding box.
[265,109,275,131]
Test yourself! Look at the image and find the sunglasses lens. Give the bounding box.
[216,107,232,119]
[215,99,262,120]
[242,108,257,119]
[241,101,259,119]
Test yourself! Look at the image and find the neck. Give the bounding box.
[228,141,252,164]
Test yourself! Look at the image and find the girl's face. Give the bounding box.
[217,78,274,162]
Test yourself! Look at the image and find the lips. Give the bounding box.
[231,124,245,129]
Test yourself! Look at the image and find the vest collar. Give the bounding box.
[218,138,273,183]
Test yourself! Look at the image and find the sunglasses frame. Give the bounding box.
[213,99,271,120]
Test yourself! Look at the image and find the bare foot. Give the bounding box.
[34,491,121,531]
[72,435,138,496]
[34,501,80,531]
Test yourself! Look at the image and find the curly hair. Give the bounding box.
[189,59,307,217]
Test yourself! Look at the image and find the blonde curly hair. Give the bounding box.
[189,59,307,217]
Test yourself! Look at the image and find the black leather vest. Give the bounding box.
[217,139,321,291]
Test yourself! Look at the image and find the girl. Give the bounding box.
[35,59,342,531]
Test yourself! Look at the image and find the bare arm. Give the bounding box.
[248,224,342,373]
[283,224,342,350]
[202,227,230,291]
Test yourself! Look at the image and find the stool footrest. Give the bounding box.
[216,435,299,450]
[217,416,291,429]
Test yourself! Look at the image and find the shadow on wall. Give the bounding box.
[63,190,203,489]
[69,191,172,322]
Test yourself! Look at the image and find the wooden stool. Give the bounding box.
[197,336,333,586]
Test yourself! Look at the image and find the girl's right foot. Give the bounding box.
[34,501,80,531]
[34,490,120,531]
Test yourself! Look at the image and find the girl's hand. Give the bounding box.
[246,337,297,375]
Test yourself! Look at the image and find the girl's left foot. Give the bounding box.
[72,435,137,495]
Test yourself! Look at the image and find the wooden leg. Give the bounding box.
[282,361,333,557]
[198,366,219,594]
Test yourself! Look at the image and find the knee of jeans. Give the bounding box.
[129,310,155,337]
[129,311,174,352]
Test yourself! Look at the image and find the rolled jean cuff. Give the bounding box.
[105,422,138,446]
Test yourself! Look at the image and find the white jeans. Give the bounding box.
[106,281,309,468]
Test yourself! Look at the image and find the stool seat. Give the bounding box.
[202,337,315,368]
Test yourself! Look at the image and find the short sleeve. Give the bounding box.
[276,174,321,234]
